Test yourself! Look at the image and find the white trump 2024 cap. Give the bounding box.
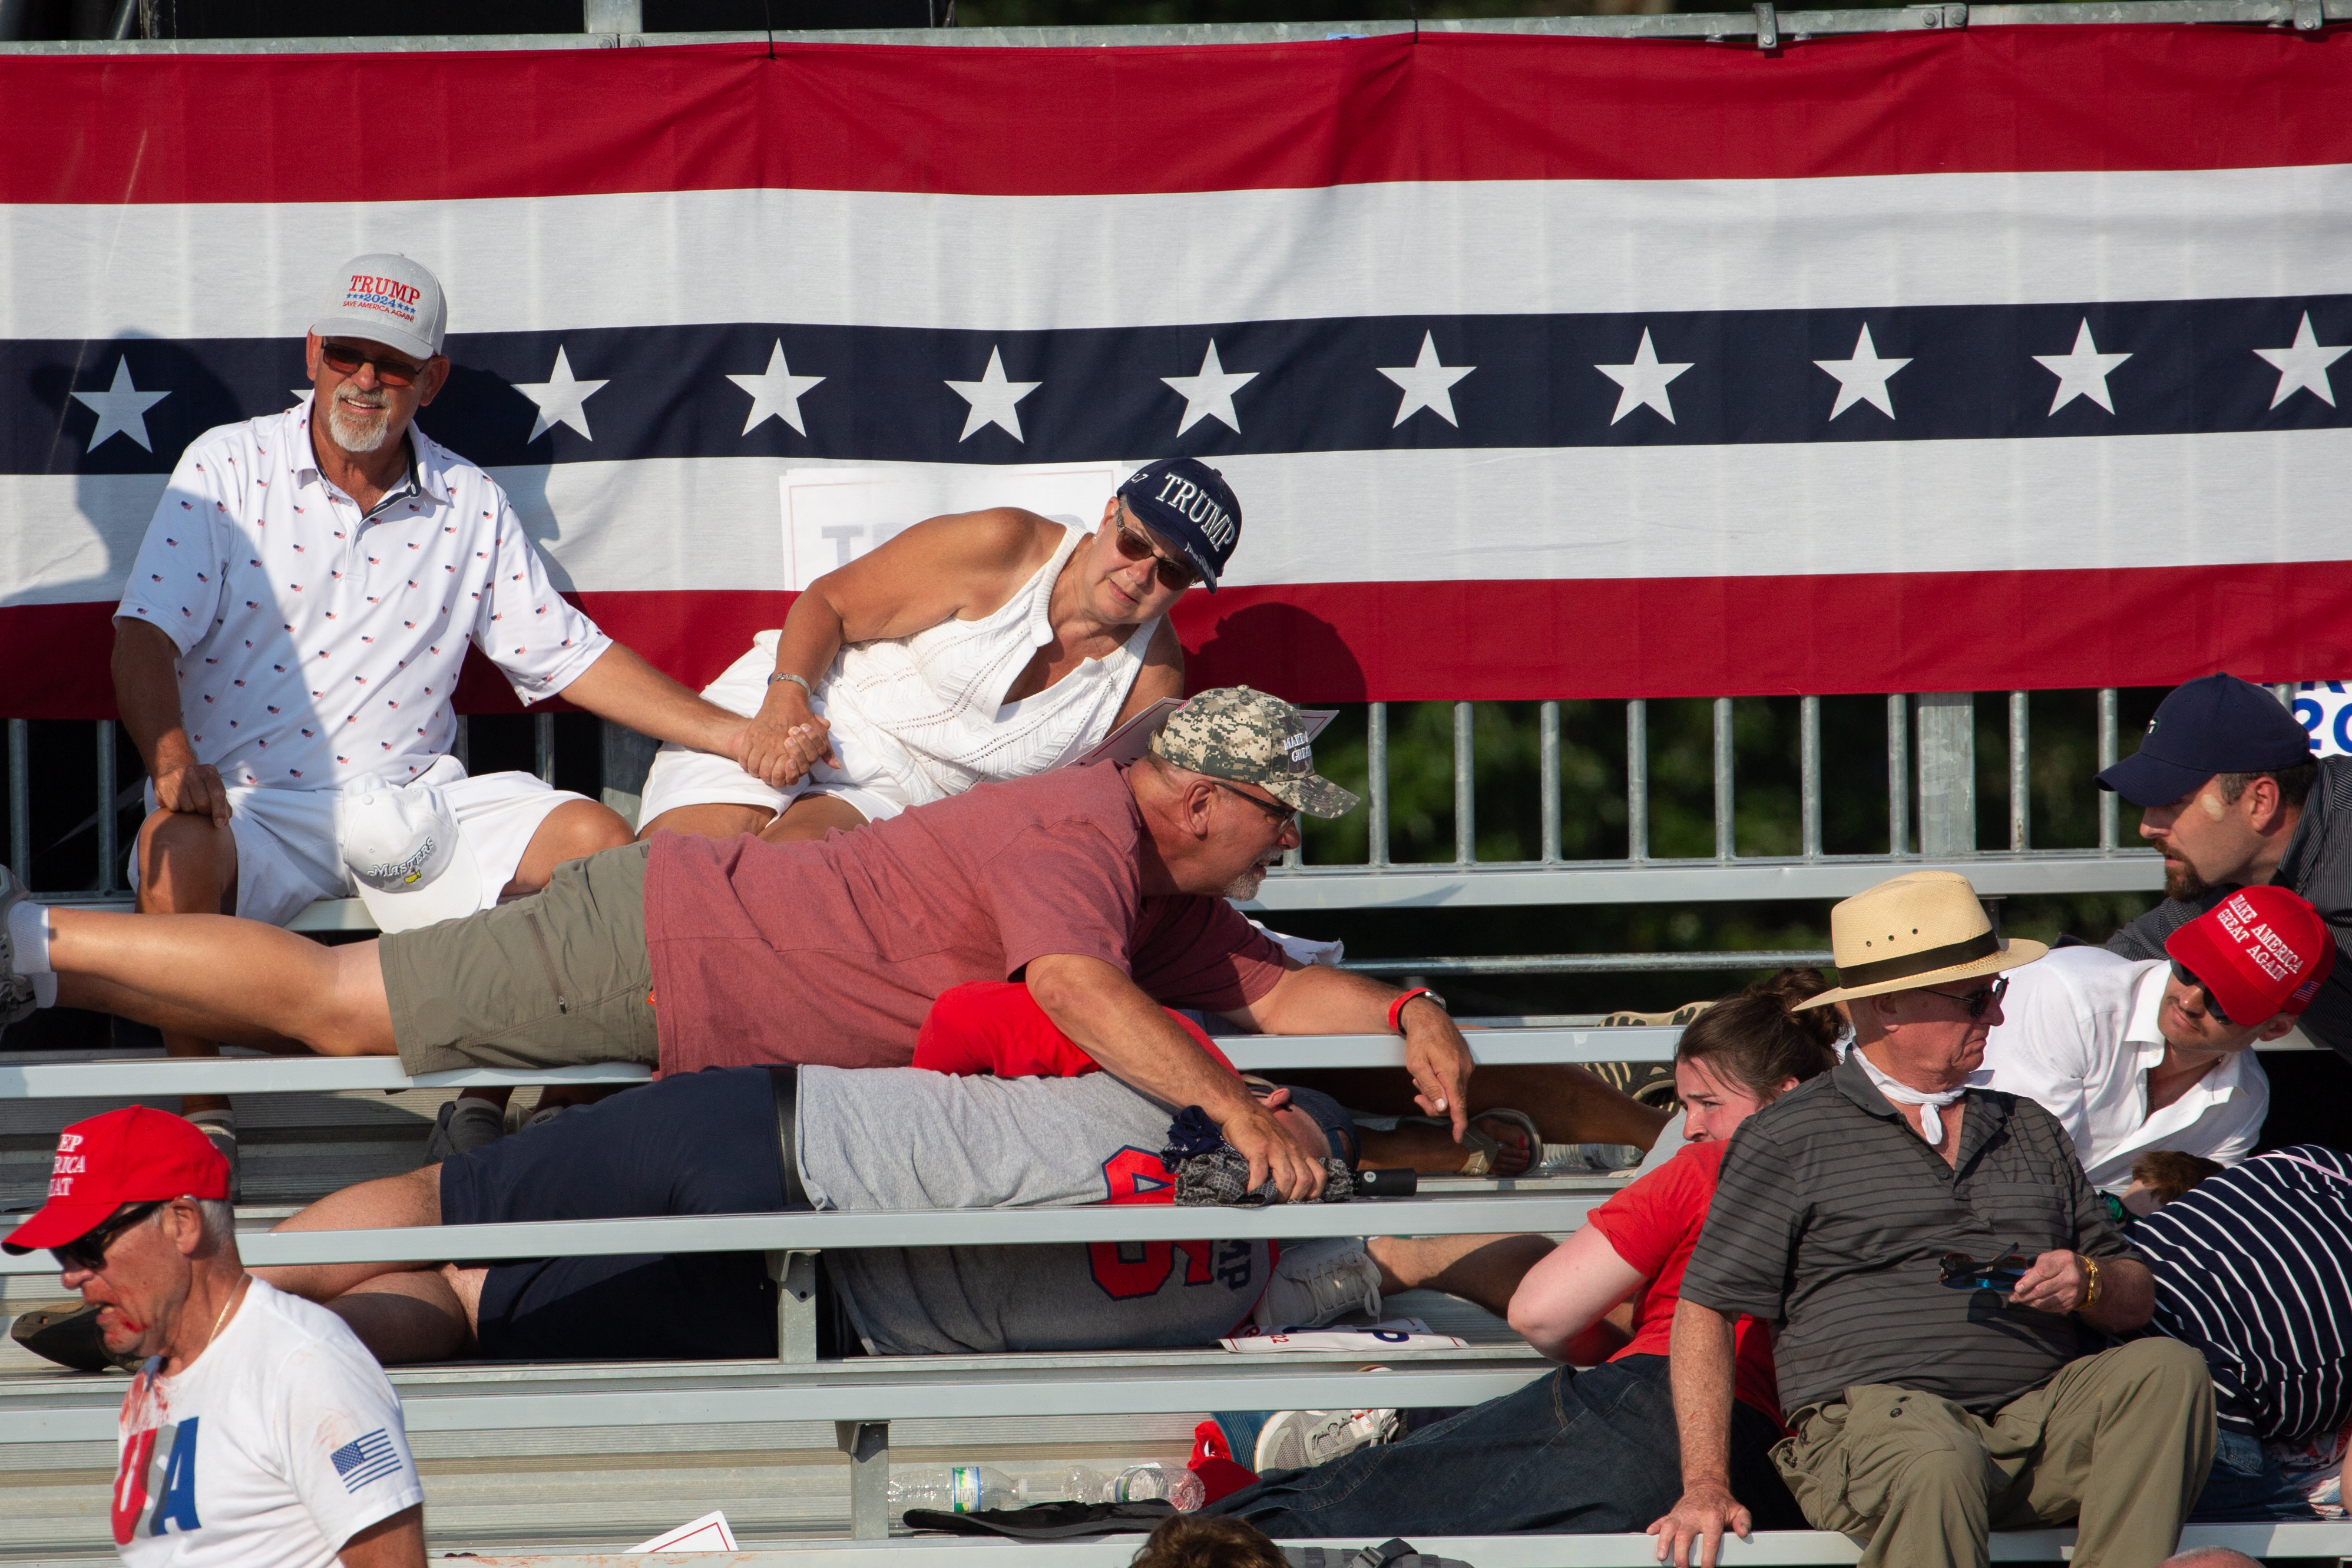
[312,253,446,365]
[338,776,483,934]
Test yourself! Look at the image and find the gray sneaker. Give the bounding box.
[1252,1408,1401,1473]
[183,1109,240,1205]
[426,1099,506,1162]
[0,866,39,1028]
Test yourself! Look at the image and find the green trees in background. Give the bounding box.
[1269,690,2165,1016]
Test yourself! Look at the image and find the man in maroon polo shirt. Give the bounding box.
[6,689,1475,1200]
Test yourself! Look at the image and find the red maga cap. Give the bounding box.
[2166,885,2337,1026]
[1,1106,230,1255]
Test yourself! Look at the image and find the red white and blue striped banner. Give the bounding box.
[5,27,2351,717]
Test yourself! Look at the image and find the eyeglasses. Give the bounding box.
[1212,779,1295,827]
[1110,510,1200,593]
[1919,976,2009,1019]
[318,341,429,388]
[2168,960,2234,1025]
[1938,1247,2029,1291]
[50,1200,166,1275]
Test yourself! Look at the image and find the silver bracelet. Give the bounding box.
[767,671,815,698]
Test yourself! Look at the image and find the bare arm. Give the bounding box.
[1026,951,1324,1202]
[745,509,1061,785]
[113,616,228,825]
[1649,1299,1751,1568]
[1220,962,1473,1142]
[2009,1250,2155,1332]
[1109,619,1185,724]
[338,1504,424,1568]
[552,644,748,762]
[1505,1222,1649,1361]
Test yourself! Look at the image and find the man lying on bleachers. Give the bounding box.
[1974,885,2330,1190]
[235,1061,1541,1366]
[0,688,1470,1202]
[1653,871,2213,1568]
[2124,1144,2352,1523]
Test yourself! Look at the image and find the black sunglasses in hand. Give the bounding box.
[1939,1246,2030,1291]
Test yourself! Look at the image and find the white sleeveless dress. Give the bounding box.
[636,526,1160,825]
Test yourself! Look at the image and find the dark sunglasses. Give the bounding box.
[1212,779,1295,826]
[1919,976,2009,1020]
[318,340,429,388]
[2168,960,2234,1025]
[1110,512,1200,593]
[1938,1247,2029,1291]
[51,1199,167,1274]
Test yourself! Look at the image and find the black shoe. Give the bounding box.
[11,1300,140,1373]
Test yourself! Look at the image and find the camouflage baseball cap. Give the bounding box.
[1150,687,1360,819]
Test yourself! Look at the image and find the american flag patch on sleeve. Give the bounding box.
[328,1428,403,1493]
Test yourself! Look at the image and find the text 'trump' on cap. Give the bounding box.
[2096,673,2315,808]
[2,1106,229,1254]
[1117,459,1242,592]
[312,253,447,366]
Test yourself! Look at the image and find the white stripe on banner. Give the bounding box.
[8,428,2348,606]
[8,164,2352,339]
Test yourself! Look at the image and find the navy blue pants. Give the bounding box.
[438,1067,793,1361]
[1207,1354,1805,1537]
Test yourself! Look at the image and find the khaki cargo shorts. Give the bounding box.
[379,841,659,1076]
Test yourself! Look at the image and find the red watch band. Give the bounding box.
[1388,987,1437,1034]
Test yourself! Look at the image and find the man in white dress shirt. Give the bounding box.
[104,253,754,1173]
[1977,885,2332,1190]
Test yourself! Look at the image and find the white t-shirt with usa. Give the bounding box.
[112,1279,422,1568]
[114,398,609,792]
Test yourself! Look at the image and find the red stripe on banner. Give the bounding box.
[11,563,2349,719]
[5,28,2352,204]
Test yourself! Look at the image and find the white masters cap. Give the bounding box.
[312,253,447,365]
[338,776,483,934]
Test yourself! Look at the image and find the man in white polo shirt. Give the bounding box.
[3,1106,423,1567]
[104,253,754,1177]
[1976,886,2331,1192]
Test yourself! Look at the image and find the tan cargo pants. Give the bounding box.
[1774,1338,2216,1568]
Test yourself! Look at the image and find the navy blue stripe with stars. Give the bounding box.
[8,295,2349,478]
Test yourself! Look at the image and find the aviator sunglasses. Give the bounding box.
[2168,959,2234,1024]
[318,341,429,388]
[50,1199,167,1274]
[1110,510,1200,593]
[1938,1247,2030,1292]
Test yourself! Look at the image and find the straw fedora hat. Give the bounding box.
[1795,870,2048,1010]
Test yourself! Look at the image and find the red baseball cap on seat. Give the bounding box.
[1,1106,230,1255]
[2165,885,2337,1027]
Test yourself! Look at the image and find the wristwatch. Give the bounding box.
[1387,987,1447,1034]
[768,671,815,698]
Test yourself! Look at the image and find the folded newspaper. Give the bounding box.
[1220,1318,1469,1353]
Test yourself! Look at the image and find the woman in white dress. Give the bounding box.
[637,458,1242,843]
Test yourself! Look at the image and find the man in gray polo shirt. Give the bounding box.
[1652,871,2214,1568]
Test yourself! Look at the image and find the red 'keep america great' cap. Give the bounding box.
[2165,884,2336,1026]
[1,1106,229,1255]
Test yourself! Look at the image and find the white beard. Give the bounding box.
[1222,862,1271,902]
[326,397,393,454]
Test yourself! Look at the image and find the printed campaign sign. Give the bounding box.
[629,1509,738,1552]
[780,462,1129,590]
[2292,682,2352,759]
[1220,1317,1468,1352]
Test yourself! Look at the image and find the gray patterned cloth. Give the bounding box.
[1173,1147,1357,1206]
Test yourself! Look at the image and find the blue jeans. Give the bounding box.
[2188,1430,2320,1522]
[1206,1354,1804,1537]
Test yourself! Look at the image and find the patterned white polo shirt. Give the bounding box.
[115,398,610,790]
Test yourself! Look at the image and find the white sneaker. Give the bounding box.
[1252,1237,1381,1330]
[1253,1407,1401,1473]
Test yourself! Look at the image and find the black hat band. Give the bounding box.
[1836,930,2001,989]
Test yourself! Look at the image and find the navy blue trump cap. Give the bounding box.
[1119,458,1242,592]
[2095,673,2315,807]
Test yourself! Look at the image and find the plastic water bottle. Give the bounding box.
[1058,1463,1206,1510]
[886,1464,1033,1513]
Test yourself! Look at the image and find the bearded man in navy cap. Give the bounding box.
[2098,672,2351,1063]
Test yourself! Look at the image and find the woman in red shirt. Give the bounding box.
[1206,970,1840,1539]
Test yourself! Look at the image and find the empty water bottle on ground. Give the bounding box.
[886,1464,1034,1513]
[1059,1463,1206,1510]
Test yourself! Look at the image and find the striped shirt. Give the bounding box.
[2132,1143,2352,1441]
[1683,1051,2139,1414]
